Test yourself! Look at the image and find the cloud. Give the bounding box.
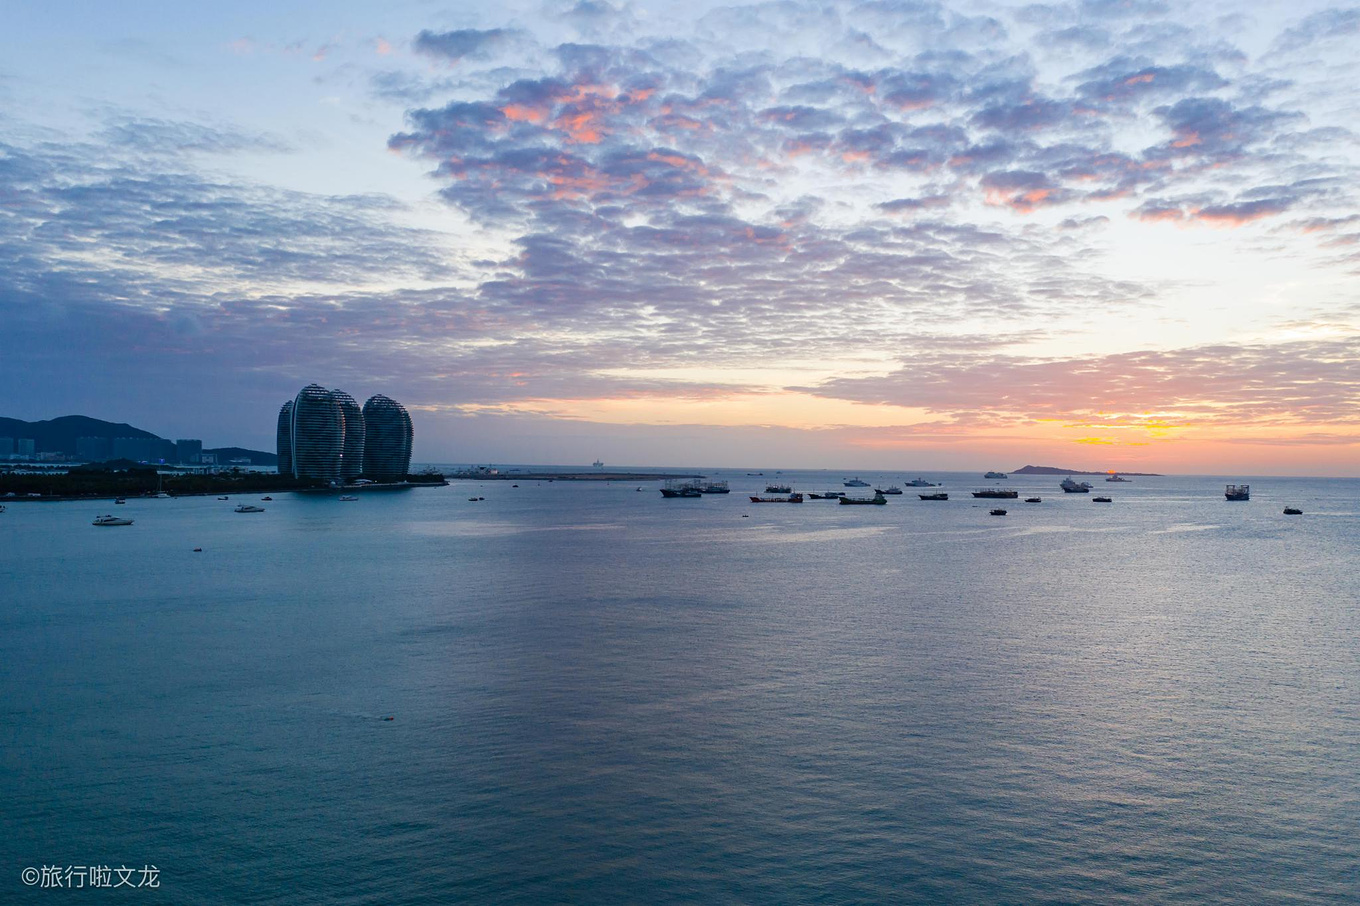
[412,28,526,62]
[1273,7,1360,53]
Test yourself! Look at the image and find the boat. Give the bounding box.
[217,496,228,500]
[698,481,730,494]
[234,504,265,513]
[809,491,846,499]
[114,498,125,504]
[261,496,273,501]
[1225,484,1250,501]
[840,493,887,505]
[750,493,804,503]
[1283,507,1302,515]
[592,459,603,468]
[874,486,903,495]
[989,509,1007,516]
[1060,477,1092,493]
[92,514,134,526]
[0,505,5,513]
[338,495,358,501]
[1024,497,1041,503]
[972,489,1018,499]
[843,478,870,487]
[905,478,939,487]
[660,479,703,498]
[764,484,792,494]
[918,492,948,501]
[984,471,1007,479]
[1106,474,1130,482]
[1093,496,1112,503]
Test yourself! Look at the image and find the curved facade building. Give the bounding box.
[275,400,294,476]
[362,395,413,482]
[331,389,365,482]
[290,384,345,483]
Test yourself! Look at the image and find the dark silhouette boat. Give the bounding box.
[1226,484,1250,501]
[919,492,948,501]
[839,493,886,505]
[750,493,804,503]
[972,489,1018,499]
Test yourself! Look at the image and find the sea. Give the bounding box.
[1,469,1357,904]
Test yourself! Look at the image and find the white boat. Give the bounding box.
[984,471,1007,479]
[1060,477,1092,493]
[234,504,265,513]
[905,478,939,487]
[338,495,358,501]
[843,478,870,487]
[93,514,134,526]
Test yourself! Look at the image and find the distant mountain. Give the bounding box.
[0,415,273,464]
[0,415,159,455]
[1013,464,1164,477]
[206,447,277,466]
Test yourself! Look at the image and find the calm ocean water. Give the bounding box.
[2,470,1357,903]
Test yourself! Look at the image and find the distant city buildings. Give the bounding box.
[276,385,412,483]
[176,439,203,465]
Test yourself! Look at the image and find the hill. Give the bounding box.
[1,415,272,464]
[0,415,159,455]
[206,447,277,466]
[1012,464,1164,477]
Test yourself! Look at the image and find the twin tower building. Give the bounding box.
[276,384,413,484]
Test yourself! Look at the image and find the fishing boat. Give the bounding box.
[1283,507,1302,515]
[660,479,703,498]
[1024,497,1041,503]
[809,491,846,499]
[1060,477,1092,493]
[750,493,804,503]
[234,504,265,513]
[918,492,948,501]
[840,493,886,505]
[698,481,730,494]
[765,484,792,494]
[1225,484,1250,501]
[843,478,870,487]
[92,514,134,526]
[905,478,939,487]
[1093,496,1112,503]
[874,486,903,495]
[989,509,1007,516]
[972,489,1018,499]
[984,471,1007,480]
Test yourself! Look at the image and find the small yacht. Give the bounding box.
[93,514,134,526]
[234,504,265,513]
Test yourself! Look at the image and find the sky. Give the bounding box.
[1,0,1358,474]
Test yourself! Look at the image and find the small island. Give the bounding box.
[1012,464,1164,477]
